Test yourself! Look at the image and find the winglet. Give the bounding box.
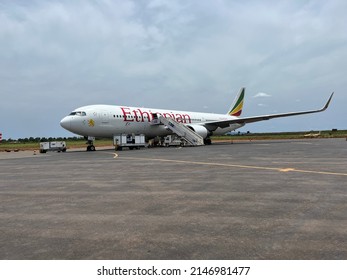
[321,92,334,111]
[228,87,245,116]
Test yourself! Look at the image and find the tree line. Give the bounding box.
[1,136,85,143]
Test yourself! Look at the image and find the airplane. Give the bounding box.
[304,131,322,138]
[60,88,334,151]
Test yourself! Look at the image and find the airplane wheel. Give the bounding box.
[90,145,96,151]
[204,139,212,145]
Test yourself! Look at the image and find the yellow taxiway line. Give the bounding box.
[116,156,347,177]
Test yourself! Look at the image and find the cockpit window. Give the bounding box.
[69,111,86,116]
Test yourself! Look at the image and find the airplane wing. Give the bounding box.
[203,92,334,130]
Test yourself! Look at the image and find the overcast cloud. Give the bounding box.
[1,0,346,139]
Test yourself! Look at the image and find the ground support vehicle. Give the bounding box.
[40,141,67,153]
[113,134,146,151]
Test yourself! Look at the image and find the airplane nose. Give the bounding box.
[60,117,71,130]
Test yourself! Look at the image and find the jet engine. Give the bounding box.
[186,124,210,139]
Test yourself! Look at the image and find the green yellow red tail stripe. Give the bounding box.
[228,87,245,116]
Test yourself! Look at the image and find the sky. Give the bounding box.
[0,0,346,139]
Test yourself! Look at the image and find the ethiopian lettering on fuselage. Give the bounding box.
[120,107,192,123]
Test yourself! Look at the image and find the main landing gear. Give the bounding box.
[204,138,212,145]
[86,137,96,151]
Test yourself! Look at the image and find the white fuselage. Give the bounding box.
[60,104,244,138]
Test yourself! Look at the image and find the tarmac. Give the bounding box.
[0,138,346,259]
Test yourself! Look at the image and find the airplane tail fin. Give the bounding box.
[227,87,245,116]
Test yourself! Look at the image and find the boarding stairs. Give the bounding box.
[158,116,204,146]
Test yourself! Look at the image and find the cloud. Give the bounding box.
[0,0,346,138]
[253,92,272,98]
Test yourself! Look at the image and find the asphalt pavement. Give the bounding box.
[1,138,346,259]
